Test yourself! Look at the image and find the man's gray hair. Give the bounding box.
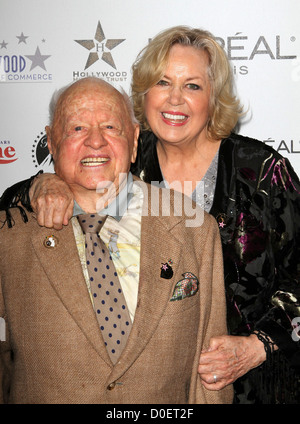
[48,77,139,126]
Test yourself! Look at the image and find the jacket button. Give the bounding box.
[107,382,116,391]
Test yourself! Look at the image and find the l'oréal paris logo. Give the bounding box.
[217,33,297,76]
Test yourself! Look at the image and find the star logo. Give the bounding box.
[75,21,125,70]
[16,32,29,44]
[0,40,8,49]
[25,46,51,71]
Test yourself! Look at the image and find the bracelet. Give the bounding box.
[253,329,276,355]
[17,170,44,212]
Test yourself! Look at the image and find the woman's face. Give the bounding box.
[144,44,211,147]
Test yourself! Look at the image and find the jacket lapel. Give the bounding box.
[133,214,183,340]
[31,220,112,365]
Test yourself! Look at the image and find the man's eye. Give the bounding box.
[104,125,116,132]
[74,126,82,131]
[103,125,121,134]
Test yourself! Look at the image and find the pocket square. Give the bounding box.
[170,272,199,302]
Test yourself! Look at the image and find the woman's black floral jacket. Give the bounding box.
[132,131,300,373]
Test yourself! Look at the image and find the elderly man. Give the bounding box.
[0,77,232,404]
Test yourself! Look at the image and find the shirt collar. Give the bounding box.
[73,172,134,222]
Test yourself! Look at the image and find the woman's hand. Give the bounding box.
[29,173,74,229]
[198,334,268,390]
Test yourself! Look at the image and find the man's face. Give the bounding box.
[47,80,139,200]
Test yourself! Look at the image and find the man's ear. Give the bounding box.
[131,124,140,164]
[45,126,53,155]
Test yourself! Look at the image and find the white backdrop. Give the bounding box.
[1,0,300,195]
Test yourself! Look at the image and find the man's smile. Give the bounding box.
[81,157,110,167]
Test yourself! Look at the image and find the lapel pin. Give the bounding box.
[216,213,227,228]
[160,259,173,279]
[44,235,58,248]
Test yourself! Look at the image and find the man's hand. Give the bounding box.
[198,334,268,390]
[29,173,74,229]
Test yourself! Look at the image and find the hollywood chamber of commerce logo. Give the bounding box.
[72,20,128,83]
[0,31,52,83]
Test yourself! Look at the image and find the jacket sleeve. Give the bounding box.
[195,216,233,404]
[0,172,42,227]
[255,157,300,370]
[0,276,13,404]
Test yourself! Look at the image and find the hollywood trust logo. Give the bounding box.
[0,31,52,83]
[75,20,125,70]
[73,20,128,83]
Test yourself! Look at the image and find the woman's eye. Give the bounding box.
[186,83,201,90]
[156,80,169,87]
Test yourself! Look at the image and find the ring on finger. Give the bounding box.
[213,374,217,383]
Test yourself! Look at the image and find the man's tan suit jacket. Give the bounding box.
[0,182,232,404]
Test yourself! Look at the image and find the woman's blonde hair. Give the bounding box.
[131,26,243,140]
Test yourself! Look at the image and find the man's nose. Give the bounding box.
[85,127,108,149]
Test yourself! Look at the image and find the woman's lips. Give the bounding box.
[161,111,189,126]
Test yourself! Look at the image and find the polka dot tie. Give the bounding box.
[77,214,132,364]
